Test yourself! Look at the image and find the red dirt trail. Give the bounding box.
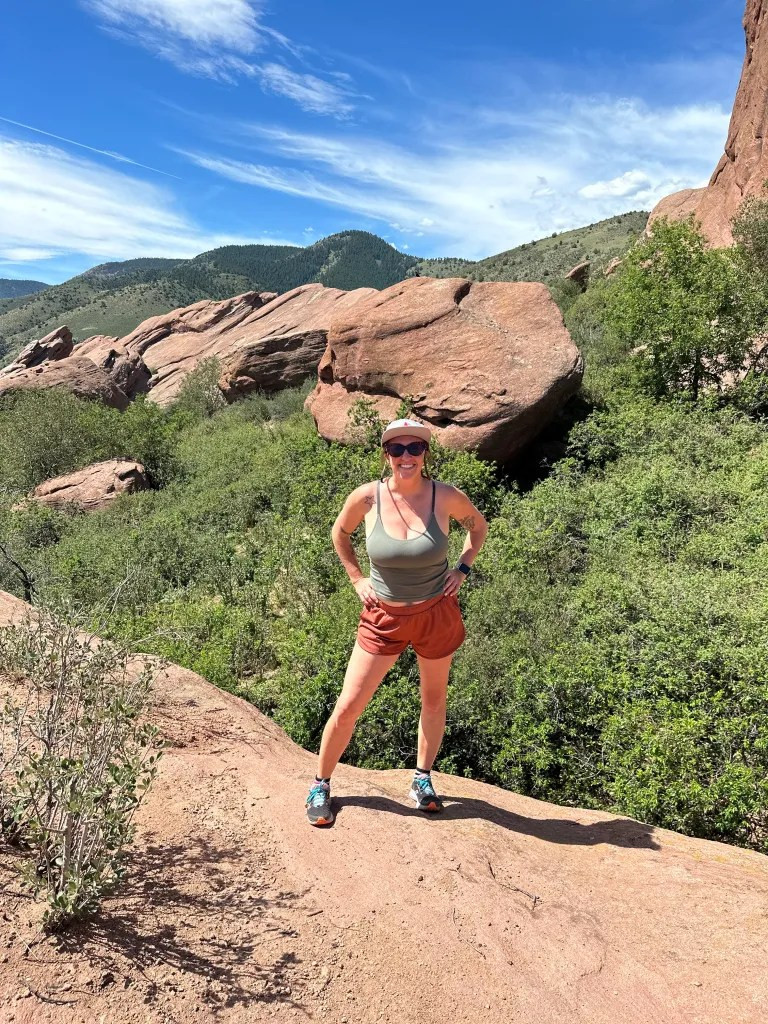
[1,591,767,1024]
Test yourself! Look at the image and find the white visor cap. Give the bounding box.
[381,418,432,446]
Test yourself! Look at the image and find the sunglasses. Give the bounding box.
[384,441,428,457]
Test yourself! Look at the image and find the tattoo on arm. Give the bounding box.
[459,515,476,531]
[363,495,375,509]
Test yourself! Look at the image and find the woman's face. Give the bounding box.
[385,434,427,481]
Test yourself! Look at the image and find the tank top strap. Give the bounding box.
[376,480,382,519]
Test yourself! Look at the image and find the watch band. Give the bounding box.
[456,562,471,576]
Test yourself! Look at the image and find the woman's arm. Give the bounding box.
[443,486,489,596]
[331,483,379,607]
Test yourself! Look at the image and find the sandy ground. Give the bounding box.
[1,591,767,1023]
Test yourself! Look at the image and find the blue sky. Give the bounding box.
[0,0,745,283]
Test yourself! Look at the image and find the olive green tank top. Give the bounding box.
[366,481,449,603]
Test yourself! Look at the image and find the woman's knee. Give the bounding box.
[420,690,447,715]
[332,698,364,727]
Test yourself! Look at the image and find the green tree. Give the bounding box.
[604,217,759,401]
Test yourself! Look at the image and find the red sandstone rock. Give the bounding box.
[649,0,768,246]
[603,257,623,277]
[565,261,590,289]
[78,335,152,396]
[306,277,582,462]
[12,326,74,367]
[24,459,148,512]
[101,285,374,405]
[0,352,130,409]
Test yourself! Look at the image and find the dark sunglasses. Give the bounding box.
[384,441,428,457]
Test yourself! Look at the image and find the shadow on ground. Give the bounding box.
[48,835,308,1014]
[334,793,660,850]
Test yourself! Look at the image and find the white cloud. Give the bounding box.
[84,0,264,53]
[83,0,357,112]
[0,115,178,178]
[0,247,62,262]
[180,95,729,258]
[0,137,291,267]
[579,170,654,199]
[256,63,356,117]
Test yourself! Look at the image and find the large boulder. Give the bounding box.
[649,0,768,246]
[24,459,148,512]
[11,325,74,366]
[305,277,583,462]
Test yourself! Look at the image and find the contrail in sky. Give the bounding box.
[0,115,181,179]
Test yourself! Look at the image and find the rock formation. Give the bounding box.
[306,277,583,462]
[23,459,147,512]
[0,326,130,409]
[603,256,623,276]
[0,280,583,460]
[1,586,767,1024]
[111,285,381,405]
[565,261,590,289]
[649,0,768,245]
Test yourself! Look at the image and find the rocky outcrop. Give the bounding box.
[306,277,583,462]
[85,285,374,406]
[77,335,152,397]
[604,256,623,277]
[565,261,590,289]
[649,0,768,245]
[0,325,130,409]
[1,281,583,459]
[11,325,74,366]
[23,459,147,512]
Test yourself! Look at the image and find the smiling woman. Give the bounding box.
[304,417,489,827]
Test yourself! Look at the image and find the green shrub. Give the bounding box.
[0,390,178,493]
[0,609,163,930]
[602,218,760,401]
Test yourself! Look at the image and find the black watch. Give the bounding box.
[456,562,471,576]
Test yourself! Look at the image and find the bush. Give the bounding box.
[602,217,760,401]
[0,391,178,493]
[0,609,163,929]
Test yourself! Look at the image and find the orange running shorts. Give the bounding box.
[357,593,466,660]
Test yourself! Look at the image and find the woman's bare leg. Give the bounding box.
[317,642,399,779]
[416,652,454,770]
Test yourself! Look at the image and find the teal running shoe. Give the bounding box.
[409,773,443,812]
[306,782,334,826]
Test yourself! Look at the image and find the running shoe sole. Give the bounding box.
[409,787,442,813]
[308,813,334,827]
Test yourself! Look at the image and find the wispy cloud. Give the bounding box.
[83,0,357,114]
[84,0,265,53]
[0,136,293,266]
[180,95,730,257]
[256,63,357,117]
[0,115,179,178]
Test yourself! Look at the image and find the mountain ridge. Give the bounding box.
[0,215,647,365]
[0,278,50,301]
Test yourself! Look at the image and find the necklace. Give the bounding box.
[386,479,429,532]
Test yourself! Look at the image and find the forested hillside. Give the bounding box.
[0,279,49,300]
[0,231,418,363]
[0,217,649,366]
[413,211,648,282]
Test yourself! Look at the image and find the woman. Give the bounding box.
[306,417,489,826]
